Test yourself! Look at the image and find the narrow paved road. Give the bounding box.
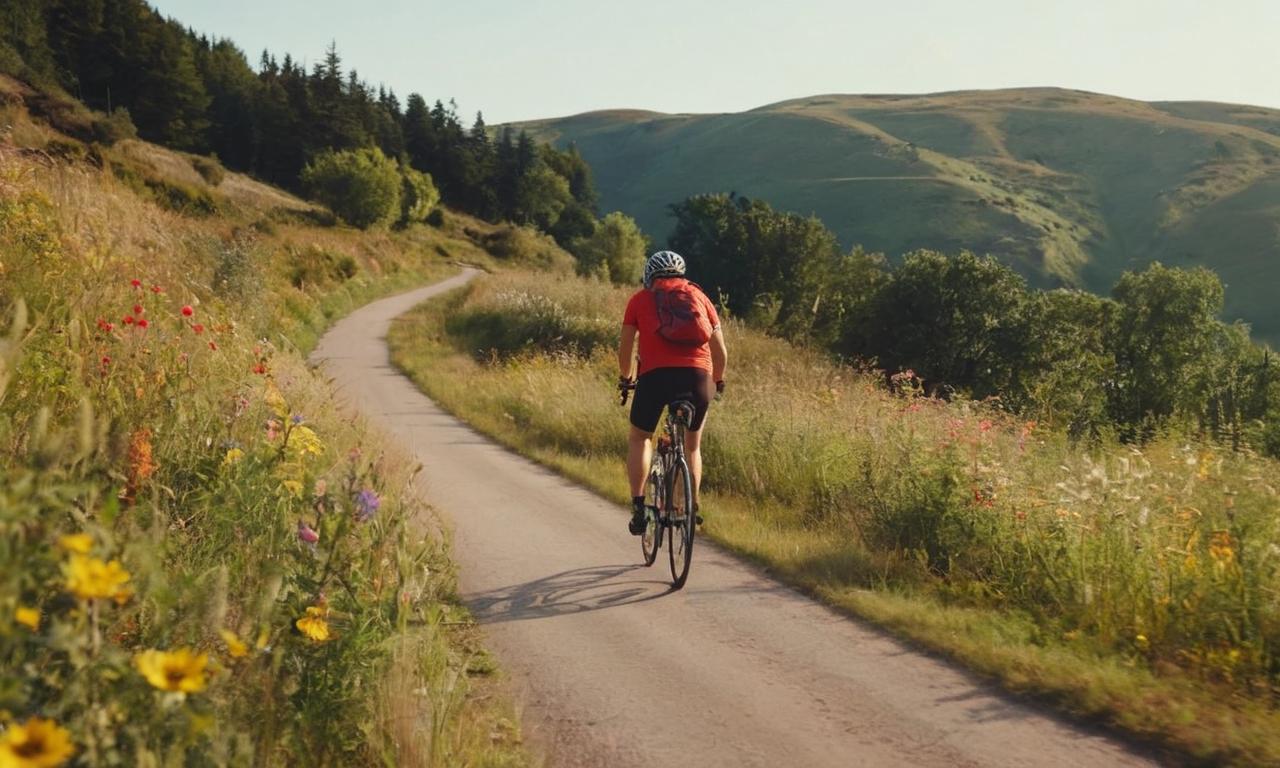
[311,269,1161,768]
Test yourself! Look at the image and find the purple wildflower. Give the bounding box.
[291,413,304,425]
[355,489,380,522]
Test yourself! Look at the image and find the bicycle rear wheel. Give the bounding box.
[667,457,695,588]
[641,466,662,566]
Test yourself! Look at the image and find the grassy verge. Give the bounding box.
[388,269,1280,766]
[0,121,532,765]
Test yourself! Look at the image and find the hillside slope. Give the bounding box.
[515,88,1280,343]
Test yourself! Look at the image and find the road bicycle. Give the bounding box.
[621,385,696,589]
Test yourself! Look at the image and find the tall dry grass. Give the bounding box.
[390,268,1280,764]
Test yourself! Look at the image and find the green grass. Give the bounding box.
[389,269,1280,766]
[515,87,1280,345]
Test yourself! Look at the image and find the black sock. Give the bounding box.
[632,496,645,510]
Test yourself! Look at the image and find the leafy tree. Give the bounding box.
[1107,263,1225,431]
[301,146,401,229]
[861,250,1032,400]
[668,192,851,340]
[574,212,646,284]
[515,163,571,230]
[1021,289,1116,436]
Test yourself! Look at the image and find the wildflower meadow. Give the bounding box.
[0,139,528,766]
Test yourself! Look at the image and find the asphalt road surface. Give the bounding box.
[311,269,1160,768]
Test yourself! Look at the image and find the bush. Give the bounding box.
[445,284,618,359]
[300,147,401,229]
[191,154,226,186]
[104,151,219,216]
[481,225,574,272]
[287,245,360,289]
[399,166,439,225]
[91,108,138,145]
[573,211,645,284]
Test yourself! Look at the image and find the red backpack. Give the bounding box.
[653,280,713,346]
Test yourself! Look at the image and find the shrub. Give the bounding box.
[300,147,401,229]
[573,211,645,284]
[287,244,360,289]
[90,107,138,145]
[446,285,617,359]
[481,225,574,272]
[399,165,439,225]
[191,154,226,186]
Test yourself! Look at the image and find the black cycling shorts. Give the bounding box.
[629,367,713,434]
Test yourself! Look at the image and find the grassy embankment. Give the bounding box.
[0,91,540,766]
[389,269,1280,766]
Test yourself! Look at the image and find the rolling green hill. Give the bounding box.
[514,89,1280,344]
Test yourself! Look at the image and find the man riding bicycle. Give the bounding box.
[618,250,728,535]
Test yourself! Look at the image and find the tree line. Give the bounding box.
[669,193,1280,453]
[0,0,599,240]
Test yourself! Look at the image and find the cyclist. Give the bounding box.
[618,250,727,535]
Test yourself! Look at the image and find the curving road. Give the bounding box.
[311,269,1161,768]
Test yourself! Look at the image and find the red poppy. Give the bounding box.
[130,279,142,288]
[192,323,205,334]
[181,305,194,317]
[133,304,144,315]
[102,355,111,365]
[123,315,135,325]
[151,285,163,293]
[137,318,149,329]
[252,363,267,375]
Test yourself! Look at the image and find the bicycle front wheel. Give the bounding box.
[667,457,694,588]
[641,467,662,567]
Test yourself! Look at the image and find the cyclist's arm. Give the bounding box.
[619,323,639,380]
[710,326,727,383]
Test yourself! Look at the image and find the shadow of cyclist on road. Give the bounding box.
[464,564,673,623]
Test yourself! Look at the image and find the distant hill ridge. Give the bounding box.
[513,88,1280,344]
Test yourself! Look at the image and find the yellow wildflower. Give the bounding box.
[295,606,331,642]
[0,716,75,768]
[14,607,39,632]
[263,380,288,418]
[280,479,303,498]
[133,649,208,693]
[219,629,249,659]
[285,425,325,461]
[63,555,131,602]
[55,533,92,555]
[221,448,244,468]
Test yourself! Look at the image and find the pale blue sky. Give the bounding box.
[152,0,1280,124]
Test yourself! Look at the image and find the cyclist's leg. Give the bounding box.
[680,369,715,510]
[627,371,666,534]
[627,425,654,497]
[684,422,704,507]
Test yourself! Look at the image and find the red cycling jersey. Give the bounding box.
[622,278,721,376]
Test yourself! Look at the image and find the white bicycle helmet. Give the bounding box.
[643,250,686,288]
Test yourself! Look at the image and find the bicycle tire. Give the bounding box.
[667,457,695,588]
[641,466,662,566]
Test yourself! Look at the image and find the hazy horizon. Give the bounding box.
[151,0,1280,124]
